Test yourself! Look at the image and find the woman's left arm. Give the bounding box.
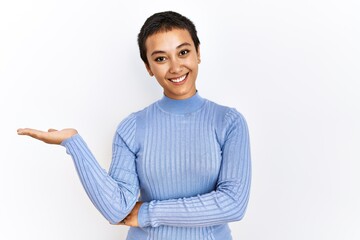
[128,110,251,228]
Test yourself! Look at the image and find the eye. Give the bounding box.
[179,49,190,56]
[155,56,166,62]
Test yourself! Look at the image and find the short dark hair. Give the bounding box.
[137,11,200,66]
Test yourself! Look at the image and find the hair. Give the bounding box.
[137,11,200,66]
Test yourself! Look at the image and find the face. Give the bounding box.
[145,28,201,100]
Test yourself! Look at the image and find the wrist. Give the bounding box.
[138,202,151,228]
[60,132,79,146]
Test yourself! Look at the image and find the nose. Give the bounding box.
[169,58,182,74]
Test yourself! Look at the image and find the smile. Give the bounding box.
[169,73,188,83]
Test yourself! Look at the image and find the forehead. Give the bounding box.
[145,28,194,53]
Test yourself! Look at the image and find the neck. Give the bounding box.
[157,91,206,114]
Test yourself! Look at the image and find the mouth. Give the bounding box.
[168,73,188,84]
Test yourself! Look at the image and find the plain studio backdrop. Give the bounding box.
[1,0,359,239]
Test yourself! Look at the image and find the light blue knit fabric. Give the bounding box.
[61,92,251,240]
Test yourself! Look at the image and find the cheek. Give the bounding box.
[152,68,168,83]
[155,77,168,89]
[152,64,169,77]
[184,56,199,68]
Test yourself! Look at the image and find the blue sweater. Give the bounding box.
[61,92,251,240]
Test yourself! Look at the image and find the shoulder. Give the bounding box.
[115,100,159,139]
[116,100,157,128]
[205,99,249,141]
[205,99,247,124]
[116,112,137,134]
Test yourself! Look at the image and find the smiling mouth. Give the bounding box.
[168,73,188,83]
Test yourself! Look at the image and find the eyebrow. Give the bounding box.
[151,42,192,56]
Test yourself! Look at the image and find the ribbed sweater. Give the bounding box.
[61,92,251,240]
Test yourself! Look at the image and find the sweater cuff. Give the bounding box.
[60,133,81,150]
[138,202,151,227]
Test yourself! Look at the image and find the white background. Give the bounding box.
[1,0,359,239]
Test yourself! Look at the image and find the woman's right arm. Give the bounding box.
[17,114,140,224]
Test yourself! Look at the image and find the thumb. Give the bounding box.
[48,128,58,132]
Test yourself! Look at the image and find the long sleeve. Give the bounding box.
[61,114,140,224]
[137,109,251,228]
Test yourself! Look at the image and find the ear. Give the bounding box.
[196,45,201,64]
[145,63,154,76]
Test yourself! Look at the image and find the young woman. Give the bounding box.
[17,11,251,240]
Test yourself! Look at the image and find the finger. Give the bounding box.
[48,128,58,132]
[17,128,24,135]
[17,128,40,136]
[17,128,46,140]
[117,219,126,225]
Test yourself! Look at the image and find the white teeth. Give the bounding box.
[170,74,187,83]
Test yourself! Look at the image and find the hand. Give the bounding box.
[117,202,143,227]
[17,128,78,145]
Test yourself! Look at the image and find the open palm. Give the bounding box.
[17,128,78,145]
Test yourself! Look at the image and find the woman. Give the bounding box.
[18,11,251,240]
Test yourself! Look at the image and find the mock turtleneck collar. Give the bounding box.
[156,91,206,114]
